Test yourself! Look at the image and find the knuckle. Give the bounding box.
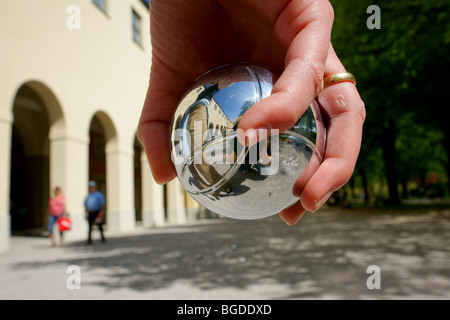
[306,60,325,95]
[355,99,366,123]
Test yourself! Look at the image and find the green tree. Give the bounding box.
[239,100,254,118]
[396,114,447,198]
[330,0,450,204]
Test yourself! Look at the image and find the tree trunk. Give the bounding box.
[441,128,450,195]
[359,168,370,206]
[400,177,408,199]
[380,129,401,205]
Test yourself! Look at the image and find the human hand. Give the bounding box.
[279,45,365,225]
[138,0,365,225]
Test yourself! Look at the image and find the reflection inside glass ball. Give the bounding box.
[170,63,325,219]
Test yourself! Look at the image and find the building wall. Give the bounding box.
[0,0,199,252]
[209,99,234,133]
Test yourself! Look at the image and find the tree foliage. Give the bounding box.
[330,0,450,204]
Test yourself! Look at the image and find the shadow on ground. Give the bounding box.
[11,207,450,299]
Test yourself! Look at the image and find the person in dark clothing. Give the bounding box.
[84,181,106,244]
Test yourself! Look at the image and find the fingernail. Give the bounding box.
[285,214,304,226]
[282,209,307,226]
[313,191,333,213]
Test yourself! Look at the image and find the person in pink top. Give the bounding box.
[47,186,66,247]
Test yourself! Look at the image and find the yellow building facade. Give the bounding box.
[0,0,200,252]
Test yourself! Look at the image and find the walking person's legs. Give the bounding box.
[59,230,64,246]
[97,222,105,243]
[87,211,97,245]
[48,215,58,247]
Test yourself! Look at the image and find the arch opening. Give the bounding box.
[10,82,64,232]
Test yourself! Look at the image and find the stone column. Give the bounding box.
[166,179,186,225]
[106,146,136,233]
[140,152,165,227]
[49,133,89,242]
[0,116,12,253]
[185,192,200,221]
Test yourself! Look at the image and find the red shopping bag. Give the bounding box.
[57,217,72,232]
[94,211,104,224]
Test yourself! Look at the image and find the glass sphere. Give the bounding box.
[170,63,325,219]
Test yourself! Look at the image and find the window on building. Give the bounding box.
[132,9,142,45]
[92,0,107,13]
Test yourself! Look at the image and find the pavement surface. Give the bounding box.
[1,207,450,300]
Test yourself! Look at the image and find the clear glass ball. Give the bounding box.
[170,63,325,219]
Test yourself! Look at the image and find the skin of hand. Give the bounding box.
[138,0,365,225]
